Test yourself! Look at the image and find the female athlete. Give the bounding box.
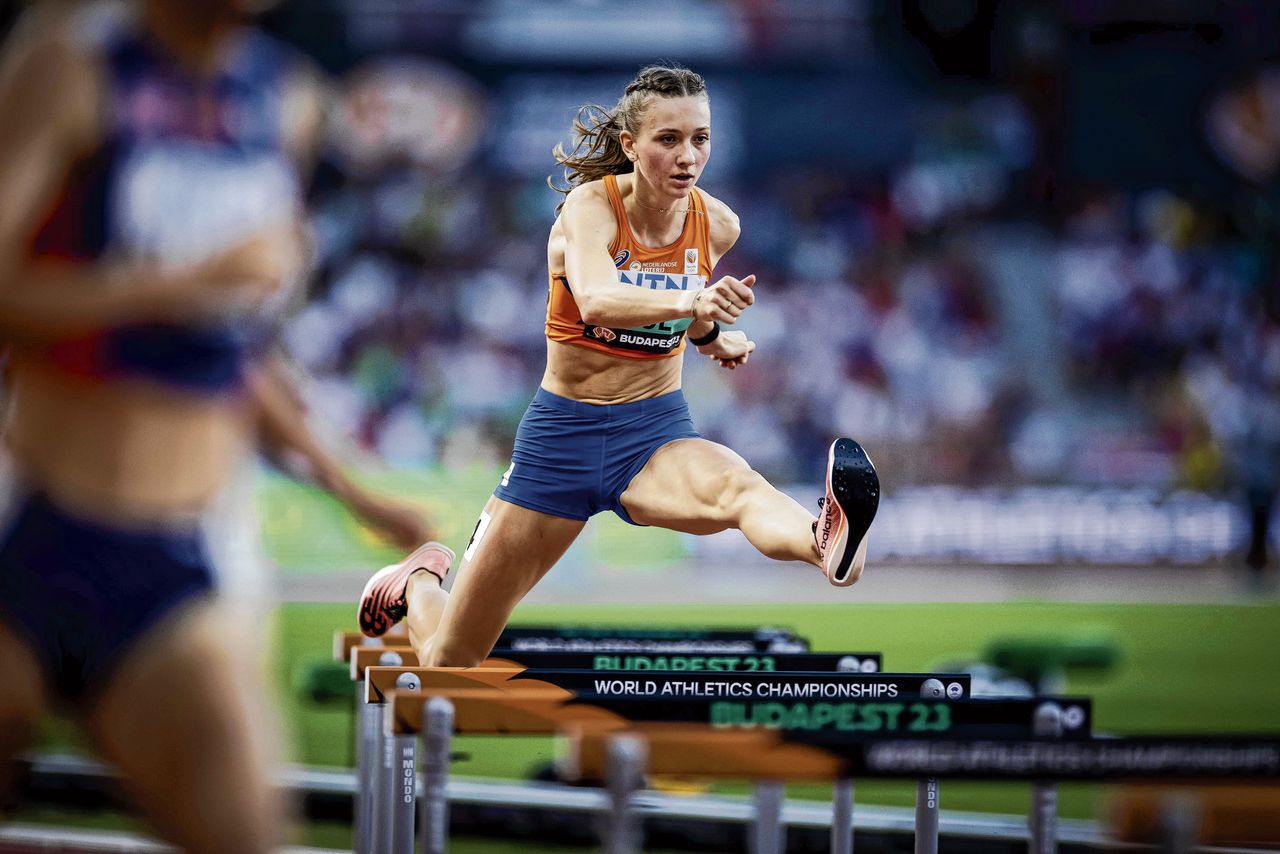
[0,2,319,851]
[360,65,880,666]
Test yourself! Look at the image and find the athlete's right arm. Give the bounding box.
[247,353,436,549]
[0,35,300,342]
[562,184,745,328]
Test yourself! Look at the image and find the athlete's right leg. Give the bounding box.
[0,621,46,799]
[86,601,286,854]
[622,437,879,586]
[410,496,584,667]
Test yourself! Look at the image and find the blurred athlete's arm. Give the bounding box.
[561,183,751,328]
[0,36,301,342]
[247,356,437,550]
[248,66,437,548]
[280,60,330,179]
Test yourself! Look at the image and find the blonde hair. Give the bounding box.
[549,64,707,213]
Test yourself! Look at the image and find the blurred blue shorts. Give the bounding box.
[0,490,216,704]
[494,387,700,525]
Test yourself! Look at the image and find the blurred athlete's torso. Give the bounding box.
[5,4,303,521]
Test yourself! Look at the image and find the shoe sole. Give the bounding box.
[358,563,416,637]
[825,438,880,586]
[358,543,454,638]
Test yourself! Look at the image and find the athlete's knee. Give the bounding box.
[0,708,39,797]
[712,465,771,522]
[424,634,488,668]
[425,645,487,668]
[0,695,40,759]
[0,645,45,761]
[0,678,42,733]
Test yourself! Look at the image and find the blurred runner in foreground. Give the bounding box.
[0,1,392,850]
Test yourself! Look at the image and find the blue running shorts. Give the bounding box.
[0,490,216,703]
[494,387,700,525]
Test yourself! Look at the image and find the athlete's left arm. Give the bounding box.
[280,58,330,180]
[692,193,756,369]
[245,58,433,544]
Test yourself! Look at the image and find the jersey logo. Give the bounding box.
[592,326,618,342]
[684,248,699,274]
[613,250,630,268]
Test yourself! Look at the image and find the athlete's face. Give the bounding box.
[624,95,711,198]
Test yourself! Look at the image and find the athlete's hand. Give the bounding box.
[348,490,438,551]
[197,222,307,300]
[697,329,755,370]
[690,274,755,324]
[149,222,307,322]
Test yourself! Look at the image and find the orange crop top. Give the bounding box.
[545,174,713,359]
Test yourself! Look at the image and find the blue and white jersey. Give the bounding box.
[29,4,304,393]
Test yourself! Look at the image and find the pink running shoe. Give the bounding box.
[358,541,455,638]
[814,438,880,586]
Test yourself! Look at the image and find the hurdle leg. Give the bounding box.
[383,672,422,854]
[751,781,785,854]
[1158,792,1201,854]
[1029,783,1058,854]
[419,697,454,854]
[370,654,408,853]
[1029,699,1064,853]
[354,681,365,854]
[831,778,854,854]
[356,678,378,854]
[914,779,939,854]
[388,724,416,854]
[375,721,398,853]
[604,734,646,854]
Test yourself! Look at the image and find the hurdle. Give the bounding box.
[361,661,963,842]
[377,671,987,854]
[336,624,825,853]
[340,623,883,852]
[387,689,1093,854]
[361,662,954,848]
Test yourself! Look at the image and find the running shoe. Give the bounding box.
[358,541,455,638]
[813,438,879,586]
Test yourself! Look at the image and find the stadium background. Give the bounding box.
[237,0,1280,596]
[5,0,1280,851]
[247,0,1280,581]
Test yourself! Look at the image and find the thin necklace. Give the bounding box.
[632,198,689,214]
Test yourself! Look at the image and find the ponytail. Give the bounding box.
[549,64,707,213]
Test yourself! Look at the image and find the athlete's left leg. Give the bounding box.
[87,601,287,854]
[0,621,46,800]
[620,438,821,566]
